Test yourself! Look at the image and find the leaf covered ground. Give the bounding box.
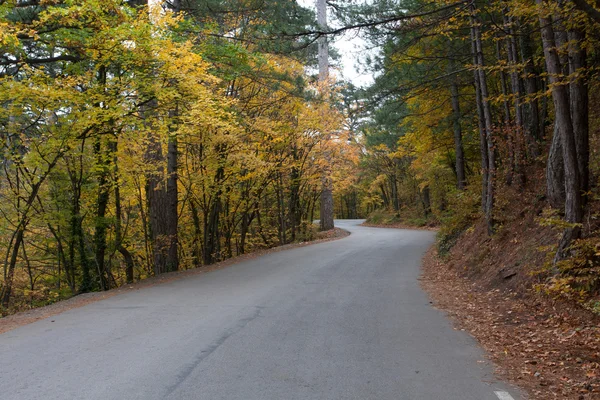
[421,247,600,399]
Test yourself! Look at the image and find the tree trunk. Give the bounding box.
[203,147,225,265]
[190,200,202,267]
[317,0,328,83]
[471,4,496,235]
[76,212,92,292]
[146,138,171,274]
[390,174,399,212]
[68,172,93,293]
[496,39,512,125]
[473,77,489,213]
[317,0,335,232]
[497,38,515,186]
[277,173,287,244]
[144,102,178,275]
[93,136,110,291]
[450,80,466,190]
[519,21,542,157]
[547,123,566,208]
[422,186,432,217]
[48,224,75,292]
[379,183,389,208]
[141,0,180,275]
[470,8,489,214]
[505,12,526,186]
[166,121,179,271]
[204,195,221,265]
[289,149,301,241]
[1,228,23,310]
[537,0,583,260]
[239,211,253,255]
[568,28,589,203]
[113,142,135,284]
[255,202,271,247]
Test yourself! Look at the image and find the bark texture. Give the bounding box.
[450,79,466,190]
[538,0,583,261]
[472,4,496,235]
[317,0,334,231]
[144,102,178,275]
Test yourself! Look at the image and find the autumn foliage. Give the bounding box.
[341,0,600,306]
[0,0,350,313]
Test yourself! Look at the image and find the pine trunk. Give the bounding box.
[537,0,583,260]
[568,29,589,202]
[472,5,496,235]
[519,22,542,157]
[450,80,466,190]
[317,0,334,231]
[506,13,525,186]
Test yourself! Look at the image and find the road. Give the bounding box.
[0,220,520,400]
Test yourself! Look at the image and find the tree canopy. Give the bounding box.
[2,0,600,313]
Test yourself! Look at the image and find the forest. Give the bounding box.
[344,0,600,309]
[2,0,600,319]
[0,0,355,313]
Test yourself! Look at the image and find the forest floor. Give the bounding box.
[417,173,600,400]
[361,221,439,231]
[0,227,349,334]
[361,209,439,231]
[421,246,600,399]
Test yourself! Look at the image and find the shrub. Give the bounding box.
[365,209,401,225]
[296,221,318,242]
[437,187,481,256]
[538,237,600,305]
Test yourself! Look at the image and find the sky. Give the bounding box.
[298,0,375,87]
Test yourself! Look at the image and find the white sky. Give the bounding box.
[298,0,374,87]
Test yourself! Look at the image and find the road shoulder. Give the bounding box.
[421,246,600,399]
[361,221,439,231]
[0,227,349,335]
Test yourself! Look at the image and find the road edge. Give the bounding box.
[361,222,439,231]
[419,245,528,399]
[0,227,350,335]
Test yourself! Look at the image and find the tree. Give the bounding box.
[317,0,335,231]
[537,0,584,261]
[0,0,346,312]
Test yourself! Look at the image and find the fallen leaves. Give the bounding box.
[421,247,600,399]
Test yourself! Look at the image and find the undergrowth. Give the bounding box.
[435,177,600,314]
[437,187,481,257]
[365,209,402,225]
[535,211,600,310]
[365,206,438,228]
[295,221,319,242]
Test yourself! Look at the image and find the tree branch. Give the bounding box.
[285,0,471,38]
[571,0,600,23]
[0,55,80,66]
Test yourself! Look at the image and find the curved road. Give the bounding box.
[0,220,520,400]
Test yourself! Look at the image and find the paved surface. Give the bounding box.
[0,220,521,400]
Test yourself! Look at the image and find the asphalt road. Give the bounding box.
[0,220,521,400]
